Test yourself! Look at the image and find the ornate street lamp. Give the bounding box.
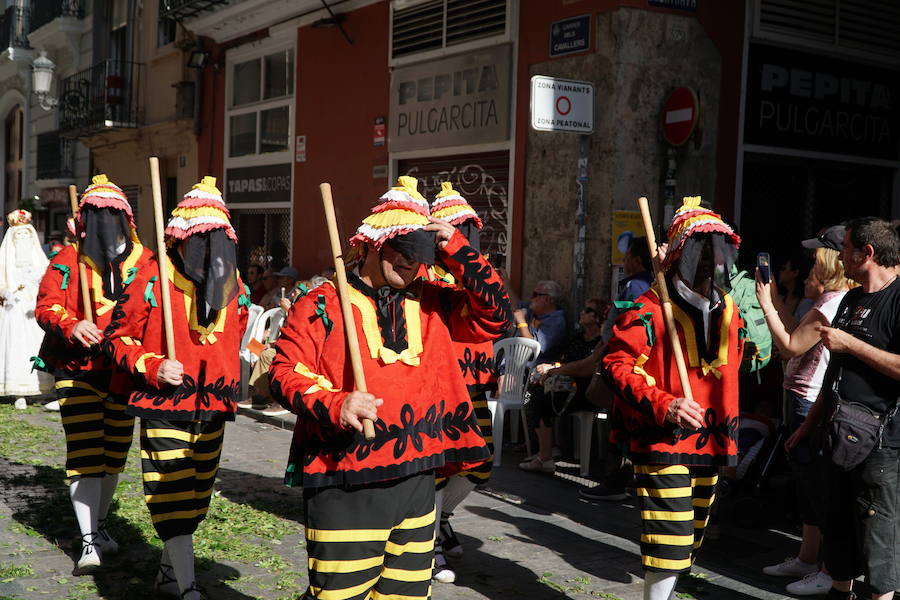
[32,51,58,111]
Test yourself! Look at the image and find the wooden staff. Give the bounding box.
[637,196,693,403]
[149,157,177,360]
[320,182,375,441]
[68,185,93,322]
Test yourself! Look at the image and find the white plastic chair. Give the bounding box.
[571,410,609,476]
[252,307,286,346]
[487,337,541,467]
[239,304,264,402]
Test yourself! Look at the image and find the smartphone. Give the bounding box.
[757,252,771,284]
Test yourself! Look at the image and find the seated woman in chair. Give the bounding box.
[518,297,607,473]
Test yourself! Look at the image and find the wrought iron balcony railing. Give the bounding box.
[0,6,30,50]
[159,0,232,21]
[36,130,75,180]
[30,0,84,33]
[59,60,145,136]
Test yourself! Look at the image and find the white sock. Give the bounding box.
[433,488,444,541]
[165,535,196,596]
[70,478,101,542]
[441,477,477,515]
[98,474,119,521]
[644,571,678,600]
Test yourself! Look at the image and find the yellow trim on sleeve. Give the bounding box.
[294,362,340,394]
[135,352,165,374]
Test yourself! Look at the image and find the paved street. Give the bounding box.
[0,404,801,599]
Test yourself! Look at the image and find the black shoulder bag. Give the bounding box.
[824,368,900,471]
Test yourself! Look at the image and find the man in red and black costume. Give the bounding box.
[35,174,154,573]
[603,197,744,600]
[103,177,249,600]
[269,176,511,600]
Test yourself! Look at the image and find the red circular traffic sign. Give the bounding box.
[556,95,571,115]
[661,87,699,146]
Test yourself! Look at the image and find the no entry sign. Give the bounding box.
[661,87,699,146]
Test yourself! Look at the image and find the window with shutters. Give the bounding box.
[390,0,509,63]
[756,0,900,61]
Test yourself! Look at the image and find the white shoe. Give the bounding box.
[762,556,818,578]
[518,456,555,473]
[74,534,101,572]
[14,398,27,410]
[154,563,180,598]
[44,400,60,412]
[432,548,456,584]
[785,571,833,596]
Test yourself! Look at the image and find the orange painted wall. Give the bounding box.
[292,1,390,278]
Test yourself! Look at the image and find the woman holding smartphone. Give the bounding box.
[756,227,855,597]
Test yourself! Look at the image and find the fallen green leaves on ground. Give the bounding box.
[0,403,306,599]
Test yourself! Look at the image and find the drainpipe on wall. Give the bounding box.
[572,134,589,313]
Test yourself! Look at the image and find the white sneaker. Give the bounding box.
[518,456,555,473]
[432,548,456,584]
[785,571,833,596]
[44,400,60,412]
[74,534,101,572]
[762,556,818,578]
[14,398,26,410]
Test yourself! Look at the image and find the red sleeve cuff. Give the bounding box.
[439,229,468,257]
[145,358,164,389]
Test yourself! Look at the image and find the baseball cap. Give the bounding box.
[801,225,845,252]
[274,266,300,279]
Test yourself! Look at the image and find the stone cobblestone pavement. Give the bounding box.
[0,403,799,599]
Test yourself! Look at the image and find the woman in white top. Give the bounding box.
[757,242,855,596]
[0,210,54,405]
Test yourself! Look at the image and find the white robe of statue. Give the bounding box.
[0,216,54,397]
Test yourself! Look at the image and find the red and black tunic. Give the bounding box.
[603,285,744,466]
[35,242,154,379]
[270,231,512,489]
[103,256,249,421]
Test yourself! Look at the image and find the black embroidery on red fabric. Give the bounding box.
[131,374,238,410]
[447,244,513,330]
[458,347,493,379]
[676,408,738,450]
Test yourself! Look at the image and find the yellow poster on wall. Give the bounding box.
[611,210,644,265]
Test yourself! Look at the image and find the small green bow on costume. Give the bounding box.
[295,282,309,298]
[52,264,70,290]
[238,284,251,310]
[613,300,644,311]
[124,267,138,286]
[144,276,158,308]
[637,312,656,346]
[29,356,46,372]
[314,294,333,338]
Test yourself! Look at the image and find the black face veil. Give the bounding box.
[177,229,239,321]
[386,228,437,265]
[675,232,738,303]
[80,207,130,274]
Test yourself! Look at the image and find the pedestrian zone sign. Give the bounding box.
[530,75,594,134]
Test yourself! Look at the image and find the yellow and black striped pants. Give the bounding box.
[634,464,718,573]
[57,374,134,480]
[303,472,435,600]
[140,419,225,541]
[437,389,493,490]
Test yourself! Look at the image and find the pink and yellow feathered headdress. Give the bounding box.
[349,176,431,249]
[430,182,482,229]
[79,174,135,229]
[6,209,32,227]
[165,176,237,244]
[663,196,741,269]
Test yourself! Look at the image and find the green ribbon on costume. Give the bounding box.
[315,294,333,337]
[144,276,158,308]
[295,282,309,298]
[238,284,251,309]
[124,267,138,286]
[48,249,59,259]
[29,356,46,372]
[738,326,748,340]
[613,300,644,311]
[52,264,70,290]
[637,312,656,346]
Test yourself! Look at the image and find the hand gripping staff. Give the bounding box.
[320,183,376,441]
[637,196,693,404]
[149,157,177,360]
[68,185,93,322]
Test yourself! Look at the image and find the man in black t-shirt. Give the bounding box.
[789,217,900,600]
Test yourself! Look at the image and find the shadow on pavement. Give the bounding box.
[215,466,305,523]
[0,457,257,600]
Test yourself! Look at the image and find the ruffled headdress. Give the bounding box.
[164,176,237,244]
[77,174,139,274]
[350,176,431,249]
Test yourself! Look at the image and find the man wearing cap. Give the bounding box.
[269,176,511,600]
[103,176,249,600]
[35,174,154,573]
[788,217,900,600]
[603,196,744,600]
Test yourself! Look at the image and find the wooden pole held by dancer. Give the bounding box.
[149,157,177,360]
[320,182,376,441]
[637,196,693,403]
[68,185,93,323]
